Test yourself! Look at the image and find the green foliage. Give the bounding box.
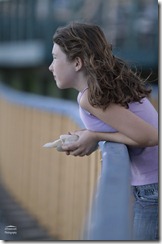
[0,66,77,101]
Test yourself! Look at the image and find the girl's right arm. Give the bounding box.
[61,129,142,157]
[94,131,140,147]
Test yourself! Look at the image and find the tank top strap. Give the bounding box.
[77,87,88,104]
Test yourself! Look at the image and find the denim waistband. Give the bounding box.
[133,183,158,196]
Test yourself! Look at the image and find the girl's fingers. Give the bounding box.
[69,148,85,157]
[62,143,77,151]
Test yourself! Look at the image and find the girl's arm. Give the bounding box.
[80,90,158,147]
[62,92,158,156]
[62,130,141,157]
[94,131,139,146]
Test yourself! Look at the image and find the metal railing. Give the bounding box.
[0,0,158,104]
[84,142,132,240]
[0,0,158,68]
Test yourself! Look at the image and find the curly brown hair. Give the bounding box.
[53,22,151,109]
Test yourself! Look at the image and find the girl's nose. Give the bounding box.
[49,63,53,72]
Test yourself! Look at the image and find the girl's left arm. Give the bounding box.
[82,94,158,147]
[62,94,158,156]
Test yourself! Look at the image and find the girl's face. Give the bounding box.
[49,43,77,89]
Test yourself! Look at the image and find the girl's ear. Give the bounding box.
[74,57,83,71]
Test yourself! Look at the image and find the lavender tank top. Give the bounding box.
[77,88,158,186]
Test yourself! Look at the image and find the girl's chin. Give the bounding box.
[56,81,71,90]
[56,82,67,90]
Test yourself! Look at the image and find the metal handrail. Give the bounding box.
[85,142,132,240]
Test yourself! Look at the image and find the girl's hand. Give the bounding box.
[62,129,99,157]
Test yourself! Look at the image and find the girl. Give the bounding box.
[49,22,158,240]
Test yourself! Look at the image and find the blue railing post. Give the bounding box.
[85,142,132,240]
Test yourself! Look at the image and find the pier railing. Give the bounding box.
[84,142,132,240]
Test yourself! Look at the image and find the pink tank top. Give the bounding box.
[77,88,158,186]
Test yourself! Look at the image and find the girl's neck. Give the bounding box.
[73,78,88,92]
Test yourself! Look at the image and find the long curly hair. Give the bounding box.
[53,22,151,109]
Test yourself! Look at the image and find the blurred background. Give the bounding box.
[0,0,158,241]
[0,0,158,101]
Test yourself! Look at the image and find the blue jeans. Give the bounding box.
[133,183,158,240]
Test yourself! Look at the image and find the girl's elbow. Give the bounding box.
[145,130,158,147]
[146,135,158,147]
[146,141,158,147]
[138,134,158,147]
[150,137,158,146]
[152,130,158,146]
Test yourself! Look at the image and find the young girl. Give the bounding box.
[49,22,158,240]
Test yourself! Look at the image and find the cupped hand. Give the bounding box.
[62,129,99,157]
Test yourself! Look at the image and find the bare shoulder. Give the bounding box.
[79,89,91,110]
[79,89,125,115]
[79,92,143,129]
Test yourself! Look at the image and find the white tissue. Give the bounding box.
[43,134,79,151]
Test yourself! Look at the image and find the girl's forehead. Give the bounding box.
[52,43,58,54]
[52,43,63,55]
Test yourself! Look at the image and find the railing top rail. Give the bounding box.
[0,82,84,128]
